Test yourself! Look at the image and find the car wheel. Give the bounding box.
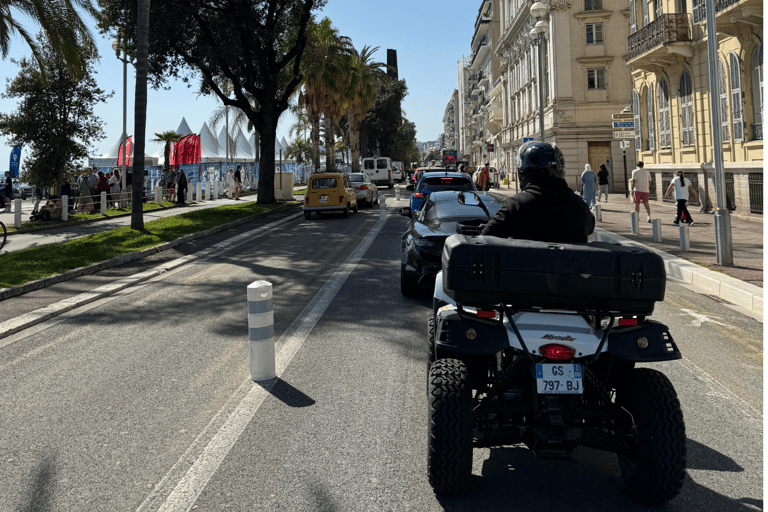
[374,194,379,205]
[400,267,420,297]
[428,358,473,494]
[617,368,686,505]
[343,205,349,218]
[427,313,436,376]
[353,202,358,213]
[303,211,311,220]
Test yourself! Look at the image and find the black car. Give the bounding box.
[400,190,504,296]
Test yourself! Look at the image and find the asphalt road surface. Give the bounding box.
[0,191,762,511]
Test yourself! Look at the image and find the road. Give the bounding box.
[0,189,762,511]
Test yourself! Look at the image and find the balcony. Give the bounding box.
[714,0,762,36]
[486,103,504,135]
[627,14,693,70]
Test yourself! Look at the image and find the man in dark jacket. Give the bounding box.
[481,142,594,243]
[176,170,187,204]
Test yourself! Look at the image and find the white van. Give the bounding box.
[362,157,394,188]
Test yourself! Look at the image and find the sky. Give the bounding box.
[0,0,481,167]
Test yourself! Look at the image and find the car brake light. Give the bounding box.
[539,343,575,360]
[477,310,496,319]
[356,185,368,190]
[304,197,308,206]
[619,317,638,326]
[414,192,424,198]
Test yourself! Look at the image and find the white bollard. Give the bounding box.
[196,182,202,202]
[206,180,211,201]
[679,223,690,251]
[248,280,276,381]
[213,180,219,199]
[62,195,68,221]
[651,219,662,242]
[101,191,107,215]
[630,211,639,234]
[155,187,162,206]
[594,204,601,222]
[396,186,400,201]
[14,198,21,228]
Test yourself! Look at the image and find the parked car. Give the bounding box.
[303,172,358,219]
[348,172,379,207]
[12,180,34,200]
[407,170,477,213]
[399,190,505,296]
[361,157,394,188]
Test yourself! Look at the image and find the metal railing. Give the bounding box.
[649,172,657,200]
[628,14,691,61]
[748,173,763,214]
[725,173,736,211]
[751,123,763,141]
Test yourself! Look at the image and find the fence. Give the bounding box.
[725,173,736,211]
[748,173,763,214]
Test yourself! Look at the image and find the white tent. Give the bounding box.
[90,135,159,167]
[218,127,237,160]
[176,118,193,136]
[199,122,220,160]
[233,128,254,159]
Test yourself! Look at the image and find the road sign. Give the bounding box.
[523,137,534,143]
[612,113,634,120]
[620,140,628,149]
[613,131,635,139]
[612,121,635,129]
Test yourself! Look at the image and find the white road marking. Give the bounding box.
[138,201,389,512]
[678,308,736,328]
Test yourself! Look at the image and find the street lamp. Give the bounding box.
[112,39,134,205]
[530,2,549,142]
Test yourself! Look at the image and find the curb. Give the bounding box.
[0,203,300,302]
[593,227,763,316]
[0,210,303,342]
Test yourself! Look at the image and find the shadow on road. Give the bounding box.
[257,377,316,408]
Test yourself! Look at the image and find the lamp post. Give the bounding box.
[112,40,134,204]
[530,2,549,142]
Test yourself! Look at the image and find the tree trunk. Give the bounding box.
[131,0,151,230]
[349,116,361,173]
[257,121,276,204]
[310,112,321,170]
[324,114,334,171]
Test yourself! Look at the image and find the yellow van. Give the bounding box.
[303,172,358,219]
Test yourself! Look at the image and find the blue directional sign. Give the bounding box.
[523,137,534,143]
[612,121,635,129]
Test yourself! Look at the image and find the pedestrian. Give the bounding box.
[597,163,610,202]
[234,165,242,200]
[665,170,700,226]
[169,169,177,202]
[95,171,110,211]
[87,166,98,195]
[2,171,11,212]
[78,172,92,213]
[475,163,490,191]
[580,164,598,209]
[176,169,187,204]
[226,168,234,199]
[109,168,121,208]
[630,161,653,223]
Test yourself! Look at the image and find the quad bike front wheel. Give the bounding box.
[427,358,473,494]
[617,368,686,505]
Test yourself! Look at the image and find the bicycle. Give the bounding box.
[0,219,5,251]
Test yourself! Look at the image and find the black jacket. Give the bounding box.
[480,175,595,243]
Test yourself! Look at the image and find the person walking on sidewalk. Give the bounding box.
[233,165,242,200]
[630,161,653,223]
[176,170,188,204]
[3,171,12,212]
[580,164,597,209]
[597,164,610,202]
[665,170,700,226]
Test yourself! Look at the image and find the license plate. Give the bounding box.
[536,364,583,394]
[319,195,329,203]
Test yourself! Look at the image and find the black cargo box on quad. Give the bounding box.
[441,235,666,314]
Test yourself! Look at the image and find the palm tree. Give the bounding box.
[209,88,261,167]
[0,0,97,79]
[344,45,389,172]
[152,131,182,171]
[130,0,149,230]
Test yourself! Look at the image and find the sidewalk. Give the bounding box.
[491,185,763,316]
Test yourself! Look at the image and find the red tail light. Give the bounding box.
[619,317,638,326]
[356,185,368,190]
[304,197,308,206]
[477,310,496,319]
[414,192,424,198]
[539,344,575,360]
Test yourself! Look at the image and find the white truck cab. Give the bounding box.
[362,157,394,188]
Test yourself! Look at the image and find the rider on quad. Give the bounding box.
[481,141,595,243]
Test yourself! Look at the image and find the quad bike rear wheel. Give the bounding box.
[617,368,686,505]
[428,358,473,494]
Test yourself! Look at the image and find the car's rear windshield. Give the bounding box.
[363,160,374,170]
[311,178,337,189]
[349,175,364,182]
[421,176,473,192]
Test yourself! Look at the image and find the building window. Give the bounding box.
[730,52,744,141]
[680,71,695,147]
[586,24,604,44]
[692,0,705,24]
[633,90,642,150]
[646,86,656,150]
[587,68,606,89]
[654,0,663,19]
[630,0,637,33]
[718,59,730,143]
[658,79,671,149]
[750,44,763,140]
[585,0,602,9]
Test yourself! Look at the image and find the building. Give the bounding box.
[627,0,763,216]
[443,90,459,154]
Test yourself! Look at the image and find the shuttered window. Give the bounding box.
[730,52,744,141]
[646,86,655,150]
[680,71,695,147]
[633,90,642,149]
[658,79,671,149]
[718,59,730,142]
[750,45,762,140]
[630,0,637,33]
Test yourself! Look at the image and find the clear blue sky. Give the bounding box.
[0,0,480,166]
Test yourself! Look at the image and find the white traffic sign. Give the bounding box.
[613,131,635,139]
[612,113,635,120]
[612,121,635,129]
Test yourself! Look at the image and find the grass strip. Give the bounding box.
[6,201,178,232]
[0,201,291,288]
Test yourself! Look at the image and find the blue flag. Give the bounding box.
[9,144,21,178]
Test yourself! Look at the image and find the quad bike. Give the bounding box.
[426,193,686,505]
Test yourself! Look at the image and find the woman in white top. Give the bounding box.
[664,170,700,225]
[109,168,121,208]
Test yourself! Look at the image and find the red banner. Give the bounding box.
[117,136,133,166]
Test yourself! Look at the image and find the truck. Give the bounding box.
[361,157,394,188]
